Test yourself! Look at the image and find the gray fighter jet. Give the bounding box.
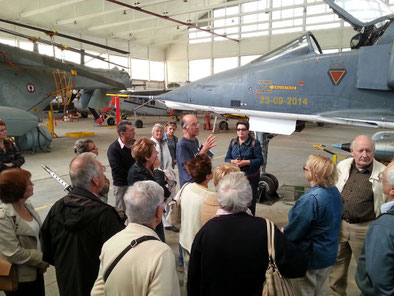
[0,42,131,150]
[157,0,394,135]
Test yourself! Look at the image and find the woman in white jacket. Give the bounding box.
[0,168,48,296]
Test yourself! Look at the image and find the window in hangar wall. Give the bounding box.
[0,38,16,46]
[189,59,211,82]
[109,55,128,72]
[131,58,149,80]
[214,57,238,74]
[149,61,165,81]
[131,58,165,81]
[188,0,351,44]
[85,50,109,69]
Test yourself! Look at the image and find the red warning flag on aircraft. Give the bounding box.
[328,69,347,85]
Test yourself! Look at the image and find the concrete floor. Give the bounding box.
[2,114,384,296]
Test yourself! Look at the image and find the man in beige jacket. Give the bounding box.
[329,135,386,296]
[91,180,180,296]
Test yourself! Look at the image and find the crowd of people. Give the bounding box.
[0,115,393,296]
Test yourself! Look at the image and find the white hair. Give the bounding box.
[216,172,252,213]
[387,163,394,186]
[350,135,375,151]
[69,152,100,190]
[124,181,164,224]
[151,123,164,134]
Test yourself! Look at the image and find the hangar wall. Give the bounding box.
[165,27,356,83]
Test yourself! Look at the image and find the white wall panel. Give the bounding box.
[212,40,239,57]
[188,43,212,60]
[167,60,188,83]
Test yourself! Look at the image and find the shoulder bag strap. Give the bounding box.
[265,219,272,258]
[269,221,275,261]
[103,235,159,282]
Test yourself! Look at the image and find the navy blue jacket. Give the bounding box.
[224,136,263,177]
[284,185,343,269]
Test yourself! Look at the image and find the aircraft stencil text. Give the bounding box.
[259,96,308,105]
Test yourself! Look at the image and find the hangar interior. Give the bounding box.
[0,1,393,296]
[2,0,392,87]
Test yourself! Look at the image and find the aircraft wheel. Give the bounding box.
[317,122,324,127]
[264,173,279,192]
[258,175,276,195]
[219,120,228,130]
[121,114,128,120]
[107,117,115,126]
[135,120,143,128]
[80,112,88,118]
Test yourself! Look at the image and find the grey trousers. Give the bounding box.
[113,185,128,211]
[292,267,331,296]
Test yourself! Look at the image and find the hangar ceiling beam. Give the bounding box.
[88,0,256,31]
[56,0,177,26]
[20,0,85,18]
[105,0,239,42]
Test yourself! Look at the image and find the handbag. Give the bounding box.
[0,257,18,292]
[167,182,189,228]
[262,220,295,296]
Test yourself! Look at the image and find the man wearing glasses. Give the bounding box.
[356,161,394,295]
[329,135,386,296]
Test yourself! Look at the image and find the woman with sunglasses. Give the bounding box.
[284,155,342,296]
[224,119,263,215]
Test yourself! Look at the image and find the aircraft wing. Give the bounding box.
[0,106,39,136]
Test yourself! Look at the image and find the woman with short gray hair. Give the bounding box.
[188,172,308,296]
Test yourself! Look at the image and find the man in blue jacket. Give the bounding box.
[356,161,394,296]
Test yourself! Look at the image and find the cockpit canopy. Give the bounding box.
[325,0,394,48]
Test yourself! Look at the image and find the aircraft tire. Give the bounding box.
[135,120,143,128]
[264,173,279,191]
[80,112,88,118]
[219,120,228,130]
[258,175,276,195]
[107,117,115,126]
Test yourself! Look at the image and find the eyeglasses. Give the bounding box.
[303,166,309,171]
[237,128,248,132]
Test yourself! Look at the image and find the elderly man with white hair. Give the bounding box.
[151,123,172,170]
[356,161,394,296]
[91,181,180,296]
[187,172,307,296]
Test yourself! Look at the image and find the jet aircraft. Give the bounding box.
[0,42,131,150]
[156,0,394,136]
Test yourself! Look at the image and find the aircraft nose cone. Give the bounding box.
[332,143,351,152]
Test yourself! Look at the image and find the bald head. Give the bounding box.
[383,162,394,200]
[69,152,104,193]
[350,135,375,170]
[182,114,200,139]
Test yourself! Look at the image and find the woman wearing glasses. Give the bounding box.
[224,119,263,215]
[284,155,342,296]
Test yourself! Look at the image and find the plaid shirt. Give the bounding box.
[0,139,25,172]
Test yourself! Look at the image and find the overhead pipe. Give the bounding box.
[106,0,240,43]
